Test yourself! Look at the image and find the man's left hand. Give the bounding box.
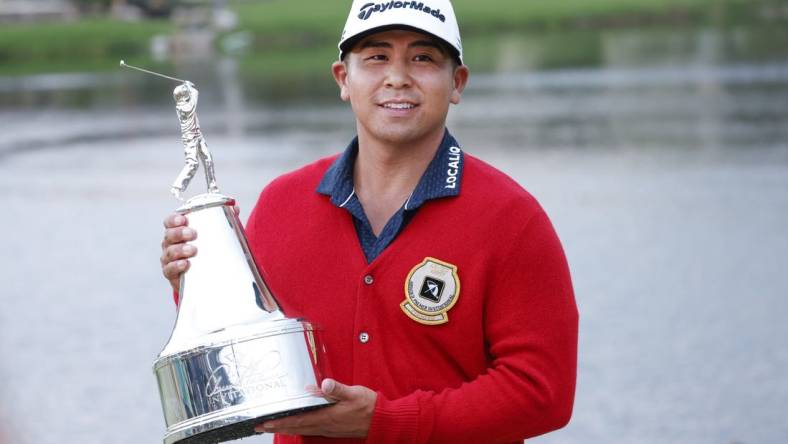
[254,378,377,438]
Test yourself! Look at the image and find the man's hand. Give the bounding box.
[160,213,197,293]
[254,378,377,438]
[160,206,239,294]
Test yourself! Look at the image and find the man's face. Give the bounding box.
[332,29,468,148]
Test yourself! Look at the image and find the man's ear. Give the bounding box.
[450,65,469,105]
[332,61,350,102]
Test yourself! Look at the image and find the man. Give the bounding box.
[160,1,578,442]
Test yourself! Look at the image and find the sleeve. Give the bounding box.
[366,210,579,444]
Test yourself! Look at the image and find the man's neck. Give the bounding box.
[353,128,445,236]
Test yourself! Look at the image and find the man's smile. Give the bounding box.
[378,100,419,113]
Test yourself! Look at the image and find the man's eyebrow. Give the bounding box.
[409,40,447,53]
[358,40,392,50]
[357,39,447,53]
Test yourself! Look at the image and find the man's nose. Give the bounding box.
[384,59,412,89]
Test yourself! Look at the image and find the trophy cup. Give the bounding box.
[121,61,334,444]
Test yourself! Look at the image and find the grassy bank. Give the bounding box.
[0,18,172,75]
[0,0,785,76]
[232,0,778,45]
[229,0,785,77]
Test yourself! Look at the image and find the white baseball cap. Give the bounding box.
[338,0,463,65]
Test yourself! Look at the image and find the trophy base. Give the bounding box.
[155,320,334,444]
[173,404,328,444]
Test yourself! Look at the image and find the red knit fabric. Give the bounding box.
[238,153,577,444]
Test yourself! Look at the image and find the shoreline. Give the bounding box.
[0,0,786,76]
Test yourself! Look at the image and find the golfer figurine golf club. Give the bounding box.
[119,60,219,200]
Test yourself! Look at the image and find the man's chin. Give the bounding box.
[363,123,442,146]
[374,130,424,147]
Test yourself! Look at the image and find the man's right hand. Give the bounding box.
[160,213,198,294]
[160,206,239,295]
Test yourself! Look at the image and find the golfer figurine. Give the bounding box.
[171,81,220,200]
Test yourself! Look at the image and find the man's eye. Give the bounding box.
[414,54,434,62]
[366,54,387,61]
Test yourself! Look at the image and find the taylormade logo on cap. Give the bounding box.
[339,0,463,64]
[358,2,447,23]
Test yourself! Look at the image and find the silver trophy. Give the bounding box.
[121,61,334,444]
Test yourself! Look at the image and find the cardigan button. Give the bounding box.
[363,274,374,285]
[359,332,370,343]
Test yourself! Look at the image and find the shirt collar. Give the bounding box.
[316,136,358,207]
[317,130,464,210]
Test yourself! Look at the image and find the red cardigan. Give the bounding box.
[240,153,577,443]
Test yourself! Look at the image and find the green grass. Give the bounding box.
[0,0,783,76]
[232,1,347,45]
[231,0,769,45]
[455,0,715,28]
[0,18,173,70]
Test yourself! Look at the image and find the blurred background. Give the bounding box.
[1,0,787,443]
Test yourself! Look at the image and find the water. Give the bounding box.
[1,25,787,444]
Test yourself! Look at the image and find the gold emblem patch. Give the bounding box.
[401,257,461,325]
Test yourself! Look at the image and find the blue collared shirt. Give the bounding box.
[317,130,464,263]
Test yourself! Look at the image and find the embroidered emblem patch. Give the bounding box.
[401,257,460,325]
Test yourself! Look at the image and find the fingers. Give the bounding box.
[162,257,190,282]
[163,213,188,229]
[255,410,322,435]
[160,213,197,284]
[161,243,196,275]
[161,213,197,293]
[253,380,376,438]
[162,213,196,246]
[162,226,197,247]
[160,229,197,265]
[321,378,350,401]
[162,243,197,263]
